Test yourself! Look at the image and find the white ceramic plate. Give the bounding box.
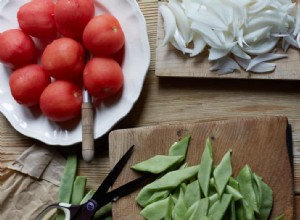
[0,0,150,145]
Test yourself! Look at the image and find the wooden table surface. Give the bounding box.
[0,0,300,218]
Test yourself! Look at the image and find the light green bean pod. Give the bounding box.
[213,150,232,196]
[236,165,259,213]
[198,138,213,197]
[252,173,263,211]
[131,155,184,174]
[71,176,87,205]
[58,155,78,203]
[136,165,199,207]
[190,198,209,220]
[256,176,273,220]
[80,190,95,205]
[57,155,78,220]
[225,185,243,201]
[164,195,174,220]
[172,186,187,219]
[208,194,232,220]
[229,200,236,220]
[184,180,201,207]
[140,197,170,220]
[168,136,190,157]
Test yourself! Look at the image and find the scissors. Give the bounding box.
[36,145,152,220]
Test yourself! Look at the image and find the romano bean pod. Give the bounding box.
[132,136,278,219]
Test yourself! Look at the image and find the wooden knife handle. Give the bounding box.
[82,102,94,162]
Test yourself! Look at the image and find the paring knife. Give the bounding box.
[82,88,94,162]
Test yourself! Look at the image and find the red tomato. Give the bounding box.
[41,38,85,80]
[0,29,37,69]
[83,57,124,99]
[54,0,94,39]
[17,0,56,39]
[9,65,51,107]
[83,14,125,55]
[40,81,82,122]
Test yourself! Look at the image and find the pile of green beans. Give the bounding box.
[52,154,112,220]
[132,136,283,220]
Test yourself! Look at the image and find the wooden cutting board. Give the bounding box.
[155,3,300,80]
[108,116,294,219]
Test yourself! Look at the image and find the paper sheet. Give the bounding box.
[0,143,66,220]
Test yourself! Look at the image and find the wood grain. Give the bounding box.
[0,0,300,218]
[109,116,294,219]
[155,2,300,80]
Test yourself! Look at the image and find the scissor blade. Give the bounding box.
[92,145,135,202]
[95,173,154,208]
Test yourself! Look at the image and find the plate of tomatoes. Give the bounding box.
[0,0,150,145]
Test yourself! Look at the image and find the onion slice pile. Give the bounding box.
[159,0,300,74]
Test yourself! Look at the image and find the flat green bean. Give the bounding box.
[208,193,219,205]
[225,185,243,201]
[144,190,170,206]
[168,136,190,157]
[236,165,259,213]
[184,180,201,207]
[165,195,174,220]
[172,186,187,219]
[80,190,95,205]
[71,176,87,205]
[136,165,199,207]
[256,176,273,220]
[58,155,78,202]
[236,200,245,220]
[57,154,77,220]
[242,199,255,220]
[213,150,232,196]
[198,138,213,197]
[94,203,112,219]
[252,173,263,211]
[131,155,184,174]
[190,198,209,220]
[228,177,239,191]
[140,196,170,220]
[230,200,236,220]
[208,194,232,220]
[183,201,199,220]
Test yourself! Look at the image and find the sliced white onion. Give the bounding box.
[248,62,276,73]
[191,22,223,49]
[159,5,177,46]
[293,3,300,36]
[246,53,288,71]
[168,0,192,44]
[242,38,279,55]
[158,0,300,74]
[208,48,231,61]
[210,56,240,74]
[190,33,206,57]
[234,56,250,69]
[283,34,300,48]
[171,28,187,53]
[247,0,271,14]
[244,26,271,43]
[231,45,251,59]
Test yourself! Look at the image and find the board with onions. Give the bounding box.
[156,0,300,78]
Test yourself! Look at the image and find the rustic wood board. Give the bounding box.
[155,2,300,80]
[109,116,294,219]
